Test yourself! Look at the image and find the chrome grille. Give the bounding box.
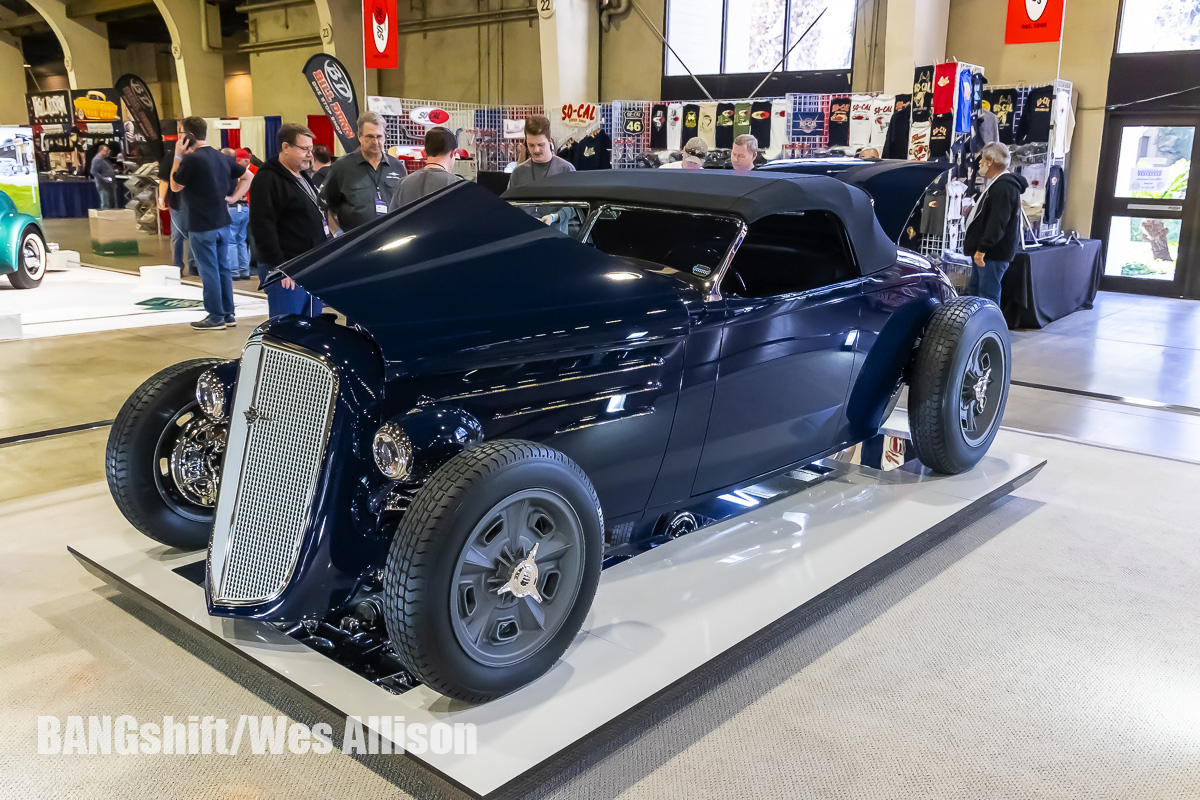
[209,337,337,605]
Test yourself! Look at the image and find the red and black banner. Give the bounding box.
[115,73,162,162]
[302,53,360,152]
[364,0,398,69]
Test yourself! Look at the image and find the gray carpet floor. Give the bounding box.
[3,427,1198,799]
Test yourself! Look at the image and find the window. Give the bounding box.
[666,0,855,76]
[721,212,858,298]
[585,207,741,278]
[510,202,591,238]
[1117,0,1200,54]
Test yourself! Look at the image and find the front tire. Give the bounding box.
[6,226,47,289]
[105,358,226,550]
[909,297,1011,474]
[383,440,603,703]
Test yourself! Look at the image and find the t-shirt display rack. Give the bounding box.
[785,93,834,157]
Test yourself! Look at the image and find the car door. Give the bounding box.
[692,212,865,496]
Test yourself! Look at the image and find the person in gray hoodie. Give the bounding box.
[388,127,463,211]
[963,142,1029,305]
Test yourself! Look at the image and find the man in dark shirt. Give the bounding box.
[508,114,575,189]
[90,144,118,209]
[250,123,327,318]
[388,127,463,210]
[157,137,193,276]
[170,116,253,330]
[321,111,407,233]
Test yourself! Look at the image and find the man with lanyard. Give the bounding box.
[249,123,328,318]
[507,114,575,189]
[388,126,463,210]
[321,111,406,234]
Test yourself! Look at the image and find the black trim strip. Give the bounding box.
[67,458,1044,799]
[1012,380,1200,418]
[0,419,113,448]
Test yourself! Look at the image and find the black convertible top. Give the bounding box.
[503,169,900,274]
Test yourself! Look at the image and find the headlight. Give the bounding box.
[373,422,413,480]
[196,369,226,421]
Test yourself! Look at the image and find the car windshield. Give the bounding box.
[585,206,740,280]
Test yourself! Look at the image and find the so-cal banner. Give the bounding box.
[114,73,163,162]
[302,53,361,152]
[364,0,398,69]
[1005,0,1065,44]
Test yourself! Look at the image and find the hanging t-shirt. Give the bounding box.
[868,95,895,149]
[749,101,773,147]
[956,69,974,133]
[667,103,683,151]
[1045,164,1067,223]
[908,118,932,161]
[715,102,735,149]
[650,104,668,150]
[769,99,790,153]
[734,103,751,137]
[912,65,934,113]
[697,103,718,148]
[827,97,851,147]
[572,130,612,170]
[973,74,986,114]
[932,62,958,115]
[681,104,700,145]
[794,111,825,138]
[929,113,954,159]
[1015,85,1054,145]
[1052,90,1075,157]
[882,101,911,160]
[982,89,1017,144]
[848,94,874,149]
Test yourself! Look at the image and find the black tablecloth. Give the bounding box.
[1000,239,1103,329]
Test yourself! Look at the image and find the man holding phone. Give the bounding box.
[170,116,254,330]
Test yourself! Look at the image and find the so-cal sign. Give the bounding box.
[561,103,597,127]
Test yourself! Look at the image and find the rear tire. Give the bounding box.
[106,359,225,550]
[6,226,46,289]
[383,440,603,703]
[909,297,1011,474]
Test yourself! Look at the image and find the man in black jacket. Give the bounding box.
[963,142,1029,304]
[249,123,327,318]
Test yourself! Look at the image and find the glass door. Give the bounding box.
[1094,116,1200,298]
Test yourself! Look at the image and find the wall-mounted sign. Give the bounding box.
[364,0,398,69]
[212,119,242,130]
[537,0,554,20]
[561,103,597,127]
[71,89,120,123]
[27,91,72,126]
[409,106,450,126]
[622,108,645,135]
[1005,0,1064,44]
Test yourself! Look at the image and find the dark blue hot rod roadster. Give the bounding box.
[105,169,1010,702]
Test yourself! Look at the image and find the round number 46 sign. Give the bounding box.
[538,0,554,19]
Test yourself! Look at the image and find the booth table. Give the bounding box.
[1000,239,1102,329]
[38,178,128,218]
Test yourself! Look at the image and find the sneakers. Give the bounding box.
[191,315,226,330]
[224,315,237,327]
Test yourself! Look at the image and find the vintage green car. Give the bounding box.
[0,189,47,289]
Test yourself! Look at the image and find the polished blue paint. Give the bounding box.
[205,173,956,623]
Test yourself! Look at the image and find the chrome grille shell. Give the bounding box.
[208,335,338,606]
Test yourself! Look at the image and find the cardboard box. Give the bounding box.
[89,209,139,256]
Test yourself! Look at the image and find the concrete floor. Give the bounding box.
[1,290,1199,797]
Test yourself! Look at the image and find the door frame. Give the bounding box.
[1092,112,1200,298]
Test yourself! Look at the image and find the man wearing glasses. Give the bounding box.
[249,123,328,318]
[320,111,407,234]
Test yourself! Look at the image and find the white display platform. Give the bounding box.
[69,438,1044,797]
[0,265,267,339]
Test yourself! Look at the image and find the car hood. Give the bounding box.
[281,180,695,375]
[757,159,948,244]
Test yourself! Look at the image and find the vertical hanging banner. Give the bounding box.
[1005,0,1065,44]
[302,53,361,152]
[114,73,163,162]
[364,0,398,69]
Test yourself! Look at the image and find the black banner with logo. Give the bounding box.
[26,91,72,126]
[115,74,162,162]
[302,53,360,152]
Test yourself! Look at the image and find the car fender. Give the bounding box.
[388,404,485,481]
[0,203,40,276]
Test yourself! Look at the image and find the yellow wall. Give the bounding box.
[248,4,325,125]
[599,0,663,101]
[377,0,542,105]
[947,0,1121,235]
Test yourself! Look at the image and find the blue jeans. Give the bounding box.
[96,181,117,210]
[968,258,1010,305]
[258,263,322,319]
[191,226,235,319]
[169,206,194,274]
[227,205,250,277]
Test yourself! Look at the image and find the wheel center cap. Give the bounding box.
[973,368,992,412]
[497,542,542,603]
